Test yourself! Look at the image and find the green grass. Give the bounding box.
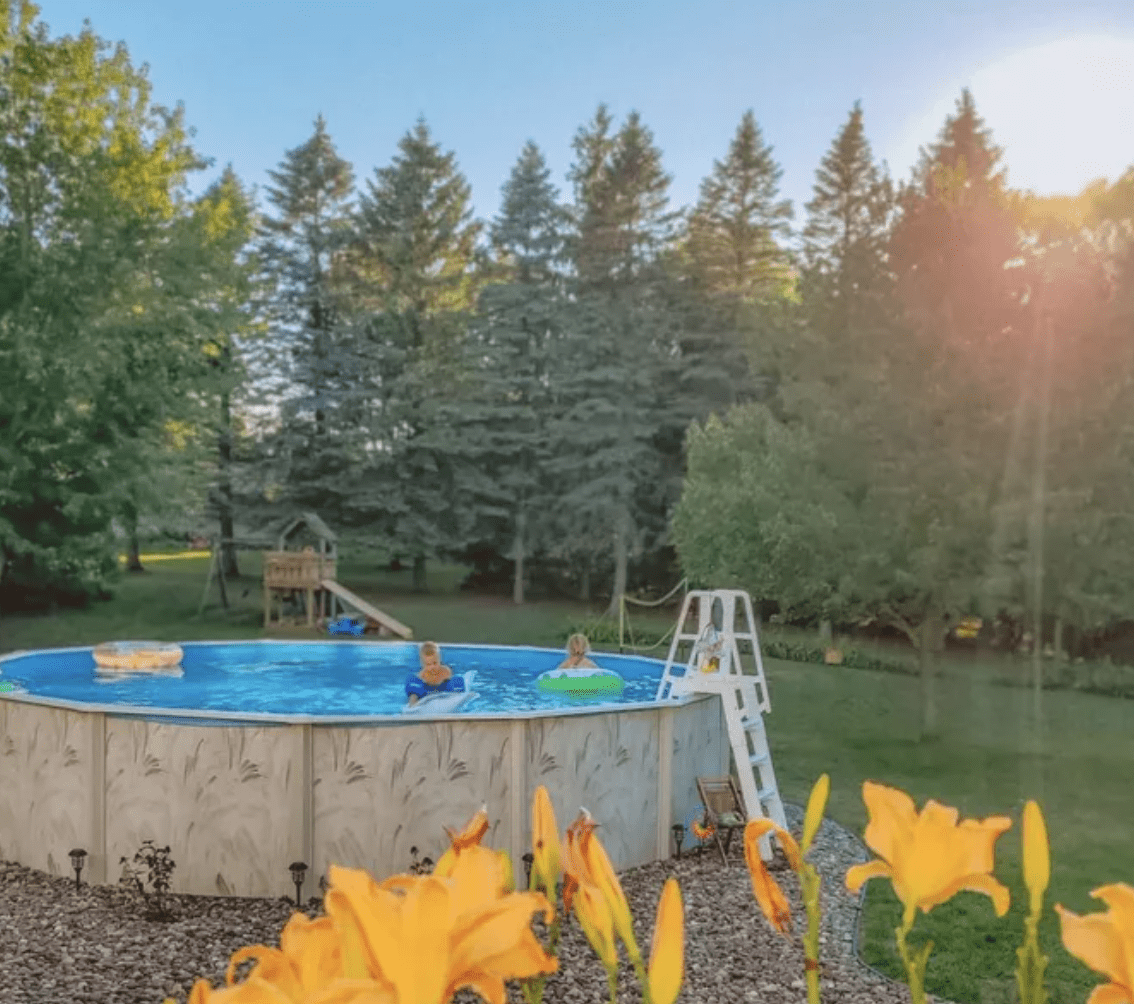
[0,554,1126,1003]
[766,657,1129,1004]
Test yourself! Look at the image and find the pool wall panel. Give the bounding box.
[670,696,732,830]
[523,709,661,871]
[312,720,515,886]
[0,701,95,880]
[104,719,305,897]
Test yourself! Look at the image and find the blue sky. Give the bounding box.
[34,1,1134,228]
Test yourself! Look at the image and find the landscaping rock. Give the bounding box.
[0,804,941,1004]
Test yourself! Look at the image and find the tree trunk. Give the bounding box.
[918,613,945,740]
[124,503,145,573]
[579,564,591,602]
[218,386,240,578]
[606,509,629,618]
[412,556,427,593]
[512,511,525,605]
[1053,616,1064,662]
[819,619,832,642]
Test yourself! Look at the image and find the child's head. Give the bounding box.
[419,641,441,667]
[566,633,590,658]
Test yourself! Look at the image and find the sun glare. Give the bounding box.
[888,35,1134,197]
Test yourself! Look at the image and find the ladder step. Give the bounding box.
[757,786,779,803]
[748,752,770,767]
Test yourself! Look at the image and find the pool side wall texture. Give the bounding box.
[0,696,728,897]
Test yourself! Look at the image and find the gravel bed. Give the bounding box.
[0,804,934,1004]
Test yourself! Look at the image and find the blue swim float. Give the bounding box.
[536,667,625,696]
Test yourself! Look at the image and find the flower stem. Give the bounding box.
[606,965,619,1004]
[1015,913,1049,1004]
[894,917,932,1004]
[800,863,823,1004]
[522,911,563,1004]
[630,950,653,1004]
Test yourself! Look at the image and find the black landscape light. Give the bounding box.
[289,861,308,907]
[69,848,87,890]
[671,824,685,859]
[522,852,534,888]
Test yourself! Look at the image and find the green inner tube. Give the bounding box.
[536,668,625,694]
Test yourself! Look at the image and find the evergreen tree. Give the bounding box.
[551,107,679,613]
[800,101,895,345]
[349,118,482,590]
[683,110,793,300]
[455,142,569,602]
[660,110,797,495]
[254,115,357,522]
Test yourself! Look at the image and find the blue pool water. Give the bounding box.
[0,642,667,717]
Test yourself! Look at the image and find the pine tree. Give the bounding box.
[254,115,357,522]
[662,110,796,463]
[683,110,793,300]
[800,101,895,345]
[551,108,679,613]
[349,118,482,590]
[455,142,570,602]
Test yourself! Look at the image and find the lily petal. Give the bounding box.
[744,834,791,934]
[1057,902,1133,990]
[862,781,917,864]
[920,872,1012,917]
[846,859,892,893]
[1085,984,1133,1004]
[748,818,803,872]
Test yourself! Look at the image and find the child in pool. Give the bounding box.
[405,641,463,705]
[558,633,599,671]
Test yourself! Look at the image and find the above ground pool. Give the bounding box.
[0,641,661,719]
[0,640,728,899]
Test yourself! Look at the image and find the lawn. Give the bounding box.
[1,551,1127,1004]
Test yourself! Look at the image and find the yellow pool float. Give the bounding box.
[92,641,184,672]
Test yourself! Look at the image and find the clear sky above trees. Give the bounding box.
[33,0,1134,226]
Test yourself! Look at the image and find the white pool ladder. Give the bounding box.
[656,589,787,861]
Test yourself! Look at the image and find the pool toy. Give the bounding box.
[92,641,183,672]
[327,616,365,637]
[402,671,478,714]
[536,666,625,696]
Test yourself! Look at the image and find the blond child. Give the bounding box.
[558,633,599,670]
[405,641,458,706]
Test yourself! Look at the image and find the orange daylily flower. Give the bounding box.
[648,878,684,1004]
[1056,883,1134,1004]
[325,852,556,1004]
[845,782,1012,924]
[563,809,641,961]
[744,819,799,934]
[531,786,562,896]
[432,805,514,896]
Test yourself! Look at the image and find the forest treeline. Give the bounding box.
[2,4,1133,687]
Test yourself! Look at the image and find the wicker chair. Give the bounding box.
[695,775,748,866]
